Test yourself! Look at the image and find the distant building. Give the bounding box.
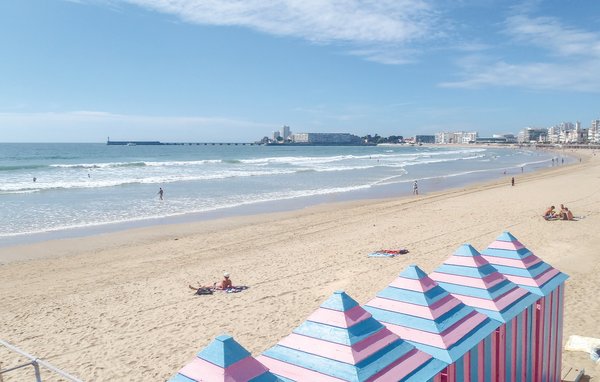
[589,119,600,143]
[435,132,451,144]
[415,135,435,144]
[518,127,547,143]
[273,131,281,140]
[435,131,478,144]
[291,133,362,144]
[493,134,517,143]
[281,125,292,140]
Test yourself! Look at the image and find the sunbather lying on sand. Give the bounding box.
[189,272,233,292]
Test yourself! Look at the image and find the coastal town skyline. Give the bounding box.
[1,1,600,143]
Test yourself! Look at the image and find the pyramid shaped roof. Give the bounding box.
[364,265,500,364]
[430,244,539,322]
[482,231,569,296]
[258,291,447,382]
[169,334,280,382]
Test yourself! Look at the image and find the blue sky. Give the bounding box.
[1,0,599,142]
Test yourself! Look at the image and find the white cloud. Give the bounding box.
[441,60,600,91]
[441,13,600,91]
[120,0,439,64]
[504,14,600,57]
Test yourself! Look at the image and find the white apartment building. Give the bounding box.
[518,127,547,143]
[291,133,362,144]
[281,125,291,140]
[435,131,478,144]
[589,120,600,143]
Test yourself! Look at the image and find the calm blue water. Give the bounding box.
[0,143,561,243]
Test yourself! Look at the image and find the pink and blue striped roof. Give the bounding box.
[482,231,569,296]
[169,334,280,382]
[364,265,500,364]
[429,244,539,323]
[257,291,447,382]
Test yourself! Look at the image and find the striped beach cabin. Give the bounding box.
[430,243,541,382]
[482,232,568,382]
[168,334,280,382]
[257,291,447,381]
[363,265,501,381]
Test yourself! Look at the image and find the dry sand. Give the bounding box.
[1,149,599,381]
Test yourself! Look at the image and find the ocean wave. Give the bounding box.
[0,189,40,195]
[0,168,300,192]
[144,159,223,166]
[519,159,552,167]
[0,164,48,172]
[50,161,147,169]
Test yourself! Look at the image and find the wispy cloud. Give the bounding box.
[0,111,274,141]
[119,0,439,64]
[441,13,600,91]
[0,110,269,125]
[504,14,600,57]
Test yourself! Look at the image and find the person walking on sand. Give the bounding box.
[413,180,418,195]
[511,177,515,186]
[158,187,164,200]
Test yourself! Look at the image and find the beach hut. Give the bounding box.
[258,290,447,381]
[429,244,540,382]
[168,334,280,382]
[364,265,500,381]
[482,231,569,382]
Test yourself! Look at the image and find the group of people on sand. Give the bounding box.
[544,204,574,221]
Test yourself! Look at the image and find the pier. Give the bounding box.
[106,139,259,146]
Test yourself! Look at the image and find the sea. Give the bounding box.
[0,143,565,246]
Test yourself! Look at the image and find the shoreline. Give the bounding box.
[1,149,598,381]
[0,145,567,250]
[0,151,576,264]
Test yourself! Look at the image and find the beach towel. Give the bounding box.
[224,286,249,293]
[194,286,249,295]
[565,335,600,363]
[195,288,214,295]
[368,249,409,257]
[368,252,397,258]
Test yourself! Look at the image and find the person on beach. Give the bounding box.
[544,206,557,220]
[558,204,575,220]
[413,180,418,195]
[189,272,233,292]
[215,272,233,289]
[558,204,566,219]
[563,208,574,221]
[511,177,515,186]
[158,187,164,200]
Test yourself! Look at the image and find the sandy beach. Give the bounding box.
[1,149,599,381]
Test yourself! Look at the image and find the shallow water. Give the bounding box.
[0,143,563,243]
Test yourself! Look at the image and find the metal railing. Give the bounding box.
[0,339,83,382]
